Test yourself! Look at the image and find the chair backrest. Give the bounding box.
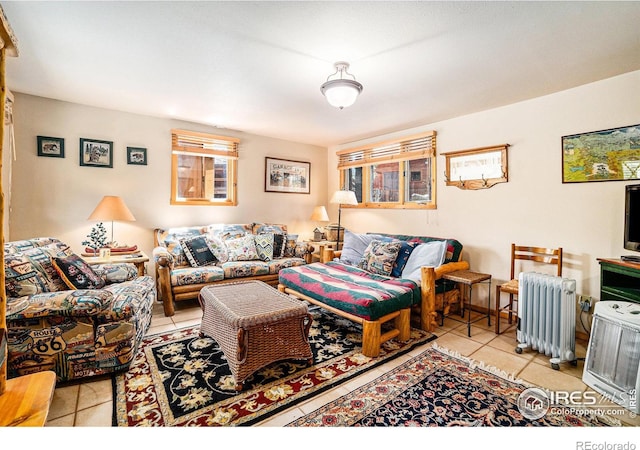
[510,244,562,279]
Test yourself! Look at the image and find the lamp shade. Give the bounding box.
[88,196,136,222]
[330,190,358,206]
[310,205,330,222]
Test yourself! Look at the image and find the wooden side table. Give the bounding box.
[82,251,149,277]
[442,270,492,337]
[0,371,56,426]
[305,240,340,263]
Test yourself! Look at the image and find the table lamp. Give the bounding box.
[329,190,358,248]
[87,195,136,246]
[310,205,330,241]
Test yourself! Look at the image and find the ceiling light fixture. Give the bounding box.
[320,61,363,109]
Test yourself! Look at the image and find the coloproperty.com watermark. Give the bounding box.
[516,387,637,421]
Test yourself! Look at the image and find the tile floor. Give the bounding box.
[44,300,640,428]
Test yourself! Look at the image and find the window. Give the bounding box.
[338,131,437,209]
[171,129,239,206]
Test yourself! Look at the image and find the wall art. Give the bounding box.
[562,124,640,183]
[80,138,113,168]
[127,147,147,165]
[37,135,64,158]
[265,157,310,194]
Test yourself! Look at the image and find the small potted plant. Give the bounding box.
[82,222,108,256]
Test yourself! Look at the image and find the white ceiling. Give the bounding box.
[3,1,640,147]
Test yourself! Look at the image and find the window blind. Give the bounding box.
[171,129,239,159]
[337,131,436,169]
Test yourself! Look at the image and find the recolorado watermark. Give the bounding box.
[576,443,636,450]
[516,387,636,421]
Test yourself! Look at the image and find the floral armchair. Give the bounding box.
[4,237,156,382]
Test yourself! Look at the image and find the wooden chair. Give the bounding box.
[494,244,563,334]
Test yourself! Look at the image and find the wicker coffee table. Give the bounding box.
[198,280,313,391]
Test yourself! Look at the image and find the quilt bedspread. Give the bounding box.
[278,262,419,321]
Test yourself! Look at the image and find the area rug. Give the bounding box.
[286,344,619,427]
[112,306,435,426]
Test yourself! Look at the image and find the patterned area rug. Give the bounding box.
[287,344,618,427]
[112,306,436,426]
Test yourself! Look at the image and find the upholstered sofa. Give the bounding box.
[153,223,312,316]
[4,237,156,382]
[278,231,469,357]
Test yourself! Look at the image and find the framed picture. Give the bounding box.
[127,147,147,165]
[265,157,310,194]
[562,124,640,183]
[80,138,113,168]
[37,136,64,158]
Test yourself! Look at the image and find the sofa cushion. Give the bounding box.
[251,223,288,235]
[208,224,252,240]
[372,233,463,264]
[254,233,275,261]
[170,266,225,286]
[225,234,259,261]
[53,254,106,290]
[266,257,306,274]
[272,233,286,258]
[220,261,270,278]
[359,240,402,276]
[401,241,447,283]
[180,235,218,267]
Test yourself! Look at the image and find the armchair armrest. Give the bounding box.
[153,246,174,269]
[434,261,470,279]
[6,290,114,320]
[92,263,138,284]
[419,260,470,333]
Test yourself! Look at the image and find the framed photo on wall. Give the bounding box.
[562,123,640,183]
[127,147,147,165]
[80,138,113,168]
[265,157,310,194]
[37,136,64,158]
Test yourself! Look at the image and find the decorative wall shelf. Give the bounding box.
[443,144,509,190]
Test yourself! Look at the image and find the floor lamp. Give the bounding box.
[330,190,358,249]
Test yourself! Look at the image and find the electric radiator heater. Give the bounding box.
[582,300,640,414]
[516,272,577,369]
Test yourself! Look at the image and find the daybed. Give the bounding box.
[278,231,469,357]
[4,237,156,382]
[153,223,312,316]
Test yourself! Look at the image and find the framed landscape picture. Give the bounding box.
[37,136,64,158]
[127,147,147,165]
[265,157,310,194]
[80,138,113,168]
[562,124,640,183]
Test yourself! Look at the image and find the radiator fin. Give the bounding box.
[517,272,576,365]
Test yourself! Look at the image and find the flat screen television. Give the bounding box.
[623,184,640,261]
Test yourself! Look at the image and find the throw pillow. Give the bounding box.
[339,230,390,266]
[284,234,299,257]
[180,235,218,267]
[225,234,259,261]
[272,233,286,258]
[391,241,419,278]
[400,240,447,283]
[206,235,229,263]
[359,240,402,276]
[254,233,275,261]
[52,254,106,290]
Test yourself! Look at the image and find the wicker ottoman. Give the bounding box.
[198,280,313,391]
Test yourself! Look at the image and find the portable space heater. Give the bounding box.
[515,272,577,369]
[582,300,640,414]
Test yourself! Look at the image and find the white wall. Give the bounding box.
[328,70,640,327]
[10,94,328,276]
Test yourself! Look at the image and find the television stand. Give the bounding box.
[621,255,640,263]
[598,258,640,305]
